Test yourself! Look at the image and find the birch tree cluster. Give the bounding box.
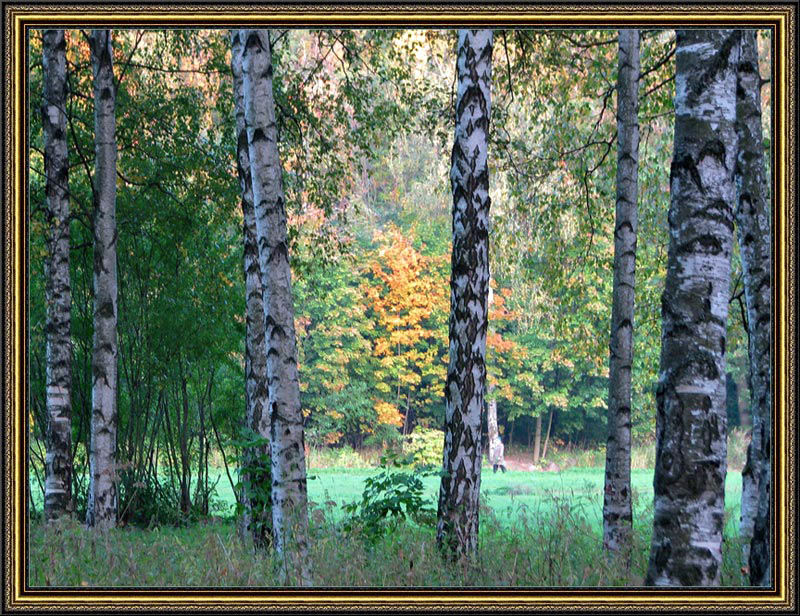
[30,27,772,586]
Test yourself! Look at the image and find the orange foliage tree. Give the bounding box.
[363,226,449,432]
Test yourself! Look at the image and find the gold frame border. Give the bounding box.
[2,2,796,612]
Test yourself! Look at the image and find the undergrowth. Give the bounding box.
[30,488,747,588]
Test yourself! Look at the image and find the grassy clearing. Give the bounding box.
[29,465,747,588]
[30,488,747,588]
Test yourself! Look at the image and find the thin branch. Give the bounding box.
[558,32,618,49]
[503,30,514,104]
[114,29,146,91]
[642,74,675,99]
[638,42,676,81]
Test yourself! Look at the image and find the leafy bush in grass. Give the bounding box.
[403,427,444,467]
[342,454,438,541]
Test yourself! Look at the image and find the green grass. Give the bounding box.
[29,464,748,588]
[32,464,744,539]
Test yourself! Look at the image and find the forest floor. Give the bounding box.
[29,465,748,587]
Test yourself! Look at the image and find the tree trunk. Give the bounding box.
[239,29,312,585]
[533,414,542,464]
[603,28,640,558]
[486,392,504,467]
[645,29,739,587]
[42,29,73,521]
[86,29,119,531]
[485,284,503,468]
[230,30,273,549]
[541,409,554,460]
[733,30,772,587]
[437,28,493,560]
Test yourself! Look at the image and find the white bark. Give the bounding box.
[733,30,771,587]
[42,29,73,520]
[86,29,119,531]
[437,29,492,559]
[230,30,273,549]
[603,28,640,557]
[646,29,739,586]
[240,29,312,585]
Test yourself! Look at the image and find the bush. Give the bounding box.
[342,456,438,541]
[403,427,444,468]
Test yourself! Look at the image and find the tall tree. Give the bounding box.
[437,29,493,559]
[733,29,771,587]
[646,29,739,586]
[239,28,312,585]
[86,29,119,530]
[42,29,73,521]
[230,30,272,548]
[602,28,640,558]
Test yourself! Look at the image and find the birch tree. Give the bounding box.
[230,30,273,548]
[42,29,73,521]
[733,30,772,587]
[86,29,119,530]
[602,28,640,558]
[239,29,312,585]
[437,29,493,559]
[646,29,739,586]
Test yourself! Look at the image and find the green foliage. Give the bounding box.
[342,456,438,541]
[402,427,444,468]
[231,428,272,540]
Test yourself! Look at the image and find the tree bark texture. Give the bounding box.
[603,28,640,557]
[87,29,119,531]
[733,30,772,587]
[646,29,739,586]
[437,29,492,559]
[239,29,312,585]
[42,29,73,521]
[230,30,273,549]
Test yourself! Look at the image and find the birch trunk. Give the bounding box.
[646,29,739,586]
[733,30,772,587]
[602,28,640,557]
[230,30,273,549]
[86,29,119,531]
[533,414,542,464]
[239,29,312,585]
[437,28,492,559]
[42,29,73,521]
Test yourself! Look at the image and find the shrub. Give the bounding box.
[342,456,438,541]
[403,426,444,468]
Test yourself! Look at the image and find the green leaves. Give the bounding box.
[342,463,438,542]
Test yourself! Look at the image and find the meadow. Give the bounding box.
[30,454,747,588]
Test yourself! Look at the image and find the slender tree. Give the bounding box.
[42,29,73,521]
[437,29,493,559]
[733,29,772,587]
[239,28,312,585]
[230,30,272,548]
[646,29,739,586]
[86,29,119,530]
[602,28,640,558]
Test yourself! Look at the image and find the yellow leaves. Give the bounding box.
[365,225,449,403]
[550,393,569,410]
[374,400,404,428]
